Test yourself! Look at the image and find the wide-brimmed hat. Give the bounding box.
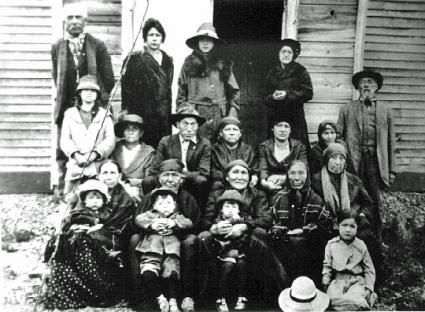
[115,114,144,138]
[279,38,301,60]
[76,74,100,92]
[186,22,226,50]
[352,70,383,91]
[278,276,329,312]
[169,103,206,126]
[78,179,110,203]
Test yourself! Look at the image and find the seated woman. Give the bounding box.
[310,120,341,175]
[258,115,307,197]
[211,116,258,190]
[271,160,332,286]
[199,160,286,306]
[42,179,124,309]
[113,114,155,202]
[311,143,383,285]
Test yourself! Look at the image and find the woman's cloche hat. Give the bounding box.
[76,74,100,92]
[186,22,226,50]
[114,114,145,138]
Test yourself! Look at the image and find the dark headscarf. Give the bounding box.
[317,120,337,149]
[279,38,301,60]
[285,160,311,207]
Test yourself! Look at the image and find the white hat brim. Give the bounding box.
[278,288,330,312]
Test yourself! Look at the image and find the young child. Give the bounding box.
[135,187,193,312]
[211,190,251,312]
[322,210,377,311]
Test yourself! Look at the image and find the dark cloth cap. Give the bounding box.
[352,70,383,91]
[323,143,346,163]
[217,190,245,207]
[218,116,241,132]
[186,22,226,50]
[271,113,292,127]
[224,159,250,174]
[114,114,144,138]
[279,38,301,60]
[151,186,177,202]
[170,103,206,127]
[158,159,185,174]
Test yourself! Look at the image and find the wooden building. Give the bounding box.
[1,0,424,193]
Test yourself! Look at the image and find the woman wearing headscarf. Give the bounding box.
[264,38,313,150]
[271,160,332,286]
[311,143,384,285]
[211,116,258,190]
[176,22,239,141]
[258,115,307,197]
[310,121,342,175]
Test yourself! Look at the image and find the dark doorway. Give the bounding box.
[214,0,284,146]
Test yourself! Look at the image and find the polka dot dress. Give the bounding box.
[42,233,123,309]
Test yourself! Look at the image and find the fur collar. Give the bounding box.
[182,49,233,81]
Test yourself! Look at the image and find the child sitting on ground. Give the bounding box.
[211,190,252,312]
[135,187,193,312]
[322,210,377,311]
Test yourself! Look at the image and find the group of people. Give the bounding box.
[43,3,397,312]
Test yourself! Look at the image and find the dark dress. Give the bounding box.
[265,61,313,150]
[42,184,137,309]
[121,50,174,148]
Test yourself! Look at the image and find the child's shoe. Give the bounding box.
[157,294,169,312]
[216,298,229,312]
[169,298,181,312]
[234,297,248,310]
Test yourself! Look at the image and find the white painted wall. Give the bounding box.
[122,0,213,113]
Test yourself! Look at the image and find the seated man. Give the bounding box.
[142,104,211,206]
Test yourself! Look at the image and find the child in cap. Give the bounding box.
[135,187,193,312]
[211,189,252,311]
[322,210,377,311]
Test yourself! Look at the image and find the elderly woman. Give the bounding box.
[264,38,313,150]
[311,143,383,284]
[271,160,332,286]
[199,160,286,304]
[112,114,155,201]
[176,22,239,141]
[258,116,307,196]
[211,116,258,190]
[310,121,342,175]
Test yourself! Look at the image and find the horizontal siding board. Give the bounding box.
[366,27,425,37]
[366,34,425,45]
[368,1,425,12]
[0,139,51,147]
[0,51,51,60]
[0,43,51,52]
[1,147,50,157]
[298,29,355,42]
[367,17,425,28]
[365,43,425,54]
[0,104,51,113]
[0,130,51,139]
[0,113,50,122]
[0,78,51,87]
[0,157,50,165]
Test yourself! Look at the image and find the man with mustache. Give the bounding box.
[51,3,114,201]
[336,70,396,241]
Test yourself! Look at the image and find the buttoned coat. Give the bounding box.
[51,33,114,125]
[149,134,211,179]
[336,100,396,187]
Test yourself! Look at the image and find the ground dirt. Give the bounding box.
[2,192,425,311]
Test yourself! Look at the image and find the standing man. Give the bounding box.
[51,3,114,200]
[121,18,174,148]
[142,104,211,206]
[337,70,396,238]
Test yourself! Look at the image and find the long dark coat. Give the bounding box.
[121,50,174,148]
[51,33,114,125]
[265,61,313,149]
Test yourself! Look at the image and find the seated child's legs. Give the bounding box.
[141,270,162,299]
[218,260,235,299]
[236,258,247,298]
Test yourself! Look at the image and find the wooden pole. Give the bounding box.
[353,0,369,99]
[284,0,300,39]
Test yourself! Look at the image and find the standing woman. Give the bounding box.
[121,18,173,148]
[258,116,307,196]
[265,39,313,150]
[177,22,240,141]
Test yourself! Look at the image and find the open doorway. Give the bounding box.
[213,0,284,146]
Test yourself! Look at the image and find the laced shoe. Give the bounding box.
[181,297,195,312]
[216,298,229,312]
[169,298,181,312]
[157,294,169,312]
[234,297,248,310]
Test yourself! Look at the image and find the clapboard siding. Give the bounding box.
[0,0,53,172]
[364,0,425,173]
[0,0,122,178]
[298,0,357,142]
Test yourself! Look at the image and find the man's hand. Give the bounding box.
[272,90,287,101]
[390,172,396,185]
[73,152,86,167]
[210,221,232,235]
[250,175,259,188]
